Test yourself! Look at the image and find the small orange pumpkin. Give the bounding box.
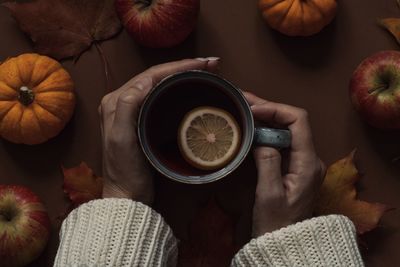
[259,0,337,36]
[0,53,75,145]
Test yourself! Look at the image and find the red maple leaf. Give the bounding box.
[62,162,103,208]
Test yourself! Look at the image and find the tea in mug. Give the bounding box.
[144,80,243,176]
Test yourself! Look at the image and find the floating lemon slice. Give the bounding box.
[178,106,241,170]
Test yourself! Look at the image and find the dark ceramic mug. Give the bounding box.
[138,70,291,184]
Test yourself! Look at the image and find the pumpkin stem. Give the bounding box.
[19,86,35,106]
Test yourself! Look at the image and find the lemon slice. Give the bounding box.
[178,106,241,170]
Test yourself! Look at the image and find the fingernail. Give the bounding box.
[195,57,220,62]
[195,57,208,61]
[206,57,220,61]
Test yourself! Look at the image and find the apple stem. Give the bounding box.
[368,85,389,94]
[135,0,151,6]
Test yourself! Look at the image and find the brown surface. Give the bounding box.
[1,0,399,266]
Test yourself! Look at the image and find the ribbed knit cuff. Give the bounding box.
[54,199,177,267]
[232,215,364,267]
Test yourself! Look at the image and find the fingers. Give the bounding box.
[250,100,318,194]
[253,147,284,196]
[110,87,145,145]
[319,159,327,184]
[127,75,154,95]
[251,103,314,154]
[243,91,316,167]
[100,83,146,148]
[143,58,219,81]
[244,91,315,160]
[127,58,220,94]
[114,88,144,126]
[243,91,267,106]
[99,58,220,122]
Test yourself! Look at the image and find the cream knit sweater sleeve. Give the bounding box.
[53,198,177,267]
[54,198,363,267]
[232,215,364,267]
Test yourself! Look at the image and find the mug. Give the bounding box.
[138,70,291,184]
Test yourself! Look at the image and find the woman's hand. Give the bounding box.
[99,58,219,204]
[244,92,326,237]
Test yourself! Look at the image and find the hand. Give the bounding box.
[244,92,326,237]
[99,58,219,204]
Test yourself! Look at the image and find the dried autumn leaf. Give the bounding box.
[178,198,238,267]
[62,162,103,207]
[2,0,121,60]
[379,0,400,45]
[315,150,390,234]
[379,18,400,44]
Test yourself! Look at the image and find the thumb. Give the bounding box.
[253,147,284,196]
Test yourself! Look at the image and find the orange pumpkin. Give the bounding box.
[0,53,75,145]
[259,0,337,36]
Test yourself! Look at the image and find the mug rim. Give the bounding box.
[138,70,254,184]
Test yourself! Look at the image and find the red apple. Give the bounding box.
[350,50,400,129]
[115,0,200,48]
[0,185,50,267]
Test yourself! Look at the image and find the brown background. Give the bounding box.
[1,0,400,266]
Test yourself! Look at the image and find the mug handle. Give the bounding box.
[254,127,291,148]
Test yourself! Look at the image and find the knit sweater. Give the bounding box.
[54,199,364,267]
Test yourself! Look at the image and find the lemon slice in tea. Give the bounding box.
[178,106,241,170]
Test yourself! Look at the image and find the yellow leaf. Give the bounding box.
[315,150,390,234]
[379,18,400,45]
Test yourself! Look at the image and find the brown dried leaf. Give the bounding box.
[62,162,103,207]
[315,150,390,234]
[178,198,239,267]
[2,0,121,60]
